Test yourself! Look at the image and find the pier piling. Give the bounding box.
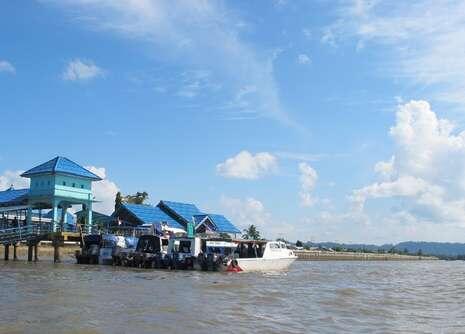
[53,244,60,263]
[13,244,17,261]
[53,236,63,263]
[27,244,33,262]
[4,244,9,261]
[34,243,39,262]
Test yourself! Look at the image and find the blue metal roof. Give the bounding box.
[158,200,203,223]
[121,203,184,229]
[0,188,29,206]
[193,214,208,226]
[21,156,102,181]
[207,214,241,234]
[193,213,240,234]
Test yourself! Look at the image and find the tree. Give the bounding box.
[242,225,261,240]
[114,191,149,212]
[115,192,123,211]
[296,240,303,247]
[125,191,149,204]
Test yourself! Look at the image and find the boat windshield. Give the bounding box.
[173,240,192,253]
[235,242,265,258]
[206,246,234,256]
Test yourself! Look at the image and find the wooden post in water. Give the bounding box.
[13,244,17,261]
[27,243,33,262]
[53,236,62,263]
[34,243,39,262]
[4,244,9,261]
[54,243,60,263]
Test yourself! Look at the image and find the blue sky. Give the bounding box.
[2,0,465,243]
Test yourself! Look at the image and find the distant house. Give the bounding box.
[112,200,240,236]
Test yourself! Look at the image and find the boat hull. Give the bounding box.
[228,256,297,272]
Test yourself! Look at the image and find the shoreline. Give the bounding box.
[0,245,438,263]
[295,250,438,261]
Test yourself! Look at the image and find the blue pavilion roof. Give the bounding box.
[21,156,102,181]
[193,214,208,226]
[209,214,241,234]
[194,214,240,234]
[113,200,239,234]
[158,200,203,224]
[0,188,29,206]
[120,203,184,229]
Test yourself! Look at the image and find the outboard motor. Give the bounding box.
[206,253,224,271]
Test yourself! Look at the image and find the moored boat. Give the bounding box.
[224,240,297,272]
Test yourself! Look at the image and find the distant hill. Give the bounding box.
[304,241,465,257]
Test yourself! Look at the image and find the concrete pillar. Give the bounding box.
[52,200,59,232]
[86,201,93,234]
[13,244,17,261]
[26,206,32,226]
[62,207,68,225]
[61,206,68,231]
[34,243,39,262]
[4,244,9,261]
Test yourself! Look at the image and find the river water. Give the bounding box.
[0,260,464,334]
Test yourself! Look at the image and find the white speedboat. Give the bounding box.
[225,240,297,272]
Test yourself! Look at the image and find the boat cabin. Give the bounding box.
[167,237,202,257]
[201,239,238,256]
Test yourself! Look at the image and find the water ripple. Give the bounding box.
[1,260,464,333]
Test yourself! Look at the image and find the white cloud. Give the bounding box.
[302,28,312,39]
[176,70,220,98]
[86,166,119,214]
[327,0,465,106]
[0,60,15,74]
[216,150,277,180]
[220,196,269,229]
[63,59,104,81]
[297,53,311,65]
[47,1,301,129]
[0,170,29,190]
[351,100,465,227]
[321,27,337,47]
[374,155,395,179]
[299,162,318,207]
[220,195,294,239]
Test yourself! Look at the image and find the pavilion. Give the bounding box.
[0,156,102,233]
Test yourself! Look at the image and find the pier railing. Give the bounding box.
[0,223,53,245]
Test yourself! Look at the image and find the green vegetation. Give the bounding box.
[114,191,149,210]
[242,224,261,240]
[115,192,123,211]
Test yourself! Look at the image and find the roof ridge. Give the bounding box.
[53,156,60,172]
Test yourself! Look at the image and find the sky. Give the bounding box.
[2,0,465,244]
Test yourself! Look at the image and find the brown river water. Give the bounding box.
[0,259,464,334]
